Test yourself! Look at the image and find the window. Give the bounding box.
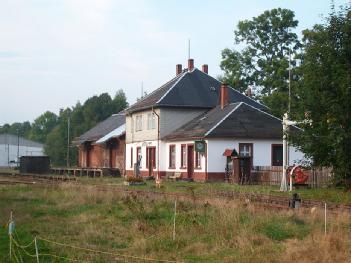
[130,147,133,168]
[169,145,176,169]
[147,113,156,130]
[239,143,253,166]
[136,147,142,167]
[272,144,283,166]
[135,115,143,131]
[195,151,201,168]
[180,144,187,168]
[239,143,253,157]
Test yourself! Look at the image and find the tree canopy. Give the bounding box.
[1,89,128,166]
[291,6,351,187]
[220,8,301,117]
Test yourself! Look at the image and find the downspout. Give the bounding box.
[152,107,160,180]
[202,137,208,181]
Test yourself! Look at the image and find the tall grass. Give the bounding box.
[0,183,350,262]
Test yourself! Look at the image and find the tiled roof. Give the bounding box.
[163,102,292,141]
[75,113,125,144]
[125,68,267,113]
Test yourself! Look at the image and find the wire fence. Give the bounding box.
[7,212,182,263]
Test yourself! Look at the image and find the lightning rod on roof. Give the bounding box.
[188,38,191,59]
[141,81,144,99]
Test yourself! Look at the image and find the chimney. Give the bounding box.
[176,64,182,75]
[246,87,252,97]
[188,59,194,71]
[220,83,229,109]
[202,64,208,74]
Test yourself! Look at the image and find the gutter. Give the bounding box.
[152,106,160,180]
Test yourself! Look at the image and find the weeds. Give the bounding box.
[0,183,350,262]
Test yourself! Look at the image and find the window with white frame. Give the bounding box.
[239,143,252,157]
[147,113,156,130]
[135,115,143,131]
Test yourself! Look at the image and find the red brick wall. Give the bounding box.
[77,136,125,170]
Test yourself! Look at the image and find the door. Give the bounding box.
[109,139,118,168]
[147,147,156,177]
[86,144,91,168]
[187,145,194,178]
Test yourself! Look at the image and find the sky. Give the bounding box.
[0,0,348,125]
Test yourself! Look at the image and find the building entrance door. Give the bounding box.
[147,147,156,177]
[187,145,194,179]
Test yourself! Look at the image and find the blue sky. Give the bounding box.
[0,0,347,125]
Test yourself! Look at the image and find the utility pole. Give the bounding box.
[7,134,9,167]
[17,128,20,168]
[66,116,70,167]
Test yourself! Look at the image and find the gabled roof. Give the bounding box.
[0,134,43,148]
[75,113,125,144]
[96,124,126,144]
[126,68,267,113]
[163,102,292,141]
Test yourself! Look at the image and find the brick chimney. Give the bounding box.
[188,59,194,71]
[176,64,182,75]
[202,64,208,74]
[246,87,252,97]
[220,83,229,109]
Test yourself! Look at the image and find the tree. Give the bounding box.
[220,8,302,117]
[29,111,58,143]
[45,90,129,166]
[292,5,351,188]
[0,122,31,137]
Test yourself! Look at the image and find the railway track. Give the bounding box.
[1,173,350,213]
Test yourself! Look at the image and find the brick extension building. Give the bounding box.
[74,113,126,173]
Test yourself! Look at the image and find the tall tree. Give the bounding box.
[45,90,129,166]
[220,8,301,117]
[29,111,58,143]
[292,5,351,187]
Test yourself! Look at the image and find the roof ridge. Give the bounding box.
[156,71,188,104]
[239,102,282,122]
[126,71,186,112]
[204,102,243,137]
[194,68,267,109]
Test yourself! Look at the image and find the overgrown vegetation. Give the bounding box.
[0,90,128,166]
[221,4,351,187]
[0,183,350,262]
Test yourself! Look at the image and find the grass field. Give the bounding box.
[76,177,351,204]
[0,182,350,262]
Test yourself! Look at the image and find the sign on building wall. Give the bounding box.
[195,140,206,153]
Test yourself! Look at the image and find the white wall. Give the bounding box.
[163,141,206,173]
[126,140,162,172]
[126,138,306,174]
[207,139,306,173]
[126,109,159,143]
[0,144,44,167]
[125,140,207,173]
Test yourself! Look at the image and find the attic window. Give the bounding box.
[209,86,216,91]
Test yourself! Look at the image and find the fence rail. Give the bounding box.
[251,166,332,187]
